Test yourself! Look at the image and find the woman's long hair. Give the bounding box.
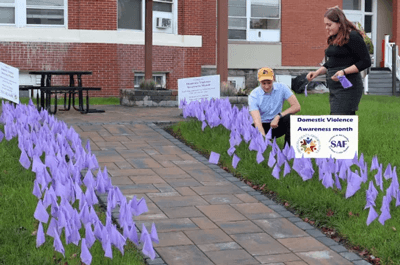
[324,6,362,46]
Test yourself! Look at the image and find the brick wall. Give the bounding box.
[69,0,117,30]
[393,0,400,46]
[178,0,216,66]
[281,0,341,66]
[0,42,202,97]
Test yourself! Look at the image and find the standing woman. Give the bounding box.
[307,6,371,115]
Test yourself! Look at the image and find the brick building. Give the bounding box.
[0,0,397,96]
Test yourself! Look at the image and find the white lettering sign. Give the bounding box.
[290,115,358,159]
[178,75,220,107]
[0,62,19,104]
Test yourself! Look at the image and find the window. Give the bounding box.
[0,0,15,24]
[0,0,66,26]
[134,73,166,89]
[343,0,361,10]
[228,0,280,42]
[118,0,174,33]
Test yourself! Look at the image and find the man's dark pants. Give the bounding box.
[254,114,292,146]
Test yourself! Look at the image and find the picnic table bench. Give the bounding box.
[20,71,105,114]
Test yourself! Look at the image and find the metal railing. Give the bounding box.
[384,35,400,95]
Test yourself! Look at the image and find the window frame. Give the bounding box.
[117,0,177,34]
[134,73,167,89]
[0,0,68,28]
[228,0,281,42]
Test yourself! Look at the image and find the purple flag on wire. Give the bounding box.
[53,228,65,257]
[150,223,159,244]
[32,180,42,199]
[322,172,334,189]
[34,200,49,224]
[335,174,342,190]
[81,238,92,265]
[232,154,240,169]
[36,222,45,248]
[0,130,4,142]
[338,75,353,88]
[378,195,391,225]
[384,163,392,180]
[272,164,280,180]
[371,156,379,171]
[366,206,379,226]
[227,146,236,156]
[345,171,362,198]
[267,151,276,168]
[265,128,272,140]
[375,164,383,191]
[256,150,264,164]
[85,223,96,249]
[283,161,291,177]
[209,151,220,164]
[19,149,31,169]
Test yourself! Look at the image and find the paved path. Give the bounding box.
[56,106,369,265]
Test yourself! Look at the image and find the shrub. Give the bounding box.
[356,22,374,54]
[139,79,156,90]
[220,81,237,96]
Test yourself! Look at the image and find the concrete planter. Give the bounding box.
[226,96,248,105]
[120,89,178,107]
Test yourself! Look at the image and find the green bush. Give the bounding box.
[139,79,156,90]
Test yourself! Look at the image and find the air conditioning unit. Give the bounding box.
[156,17,171,29]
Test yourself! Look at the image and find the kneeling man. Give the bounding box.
[248,67,301,146]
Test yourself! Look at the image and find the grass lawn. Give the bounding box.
[0,125,145,265]
[171,93,400,265]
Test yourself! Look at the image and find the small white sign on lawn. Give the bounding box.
[0,62,19,104]
[178,75,220,107]
[291,115,358,159]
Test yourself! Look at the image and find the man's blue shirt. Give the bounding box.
[248,82,293,123]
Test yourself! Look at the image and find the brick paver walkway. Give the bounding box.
[56,105,370,265]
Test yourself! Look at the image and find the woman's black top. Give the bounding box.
[323,30,371,72]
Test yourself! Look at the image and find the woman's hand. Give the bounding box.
[331,70,345,82]
[306,71,318,81]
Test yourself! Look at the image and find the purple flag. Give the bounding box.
[19,149,31,169]
[272,164,280,180]
[85,223,96,249]
[375,164,383,191]
[81,238,92,265]
[345,171,362,198]
[338,75,353,88]
[286,146,295,161]
[366,206,378,226]
[378,195,391,225]
[0,130,4,142]
[32,180,42,199]
[141,224,156,260]
[322,173,334,189]
[283,161,291,177]
[227,146,236,156]
[304,83,308,97]
[150,223,159,244]
[232,154,240,169]
[384,163,392,180]
[209,151,220,164]
[370,156,379,171]
[265,128,272,140]
[335,174,342,190]
[267,151,276,168]
[256,150,264,164]
[34,200,49,224]
[53,228,65,257]
[36,222,45,248]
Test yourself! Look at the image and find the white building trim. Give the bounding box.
[0,27,202,47]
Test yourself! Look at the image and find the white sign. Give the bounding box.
[290,115,358,159]
[0,62,19,104]
[178,75,220,107]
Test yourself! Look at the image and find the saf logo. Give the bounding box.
[329,134,350,154]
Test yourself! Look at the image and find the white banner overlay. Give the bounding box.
[178,75,220,107]
[0,62,19,104]
[291,115,358,159]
